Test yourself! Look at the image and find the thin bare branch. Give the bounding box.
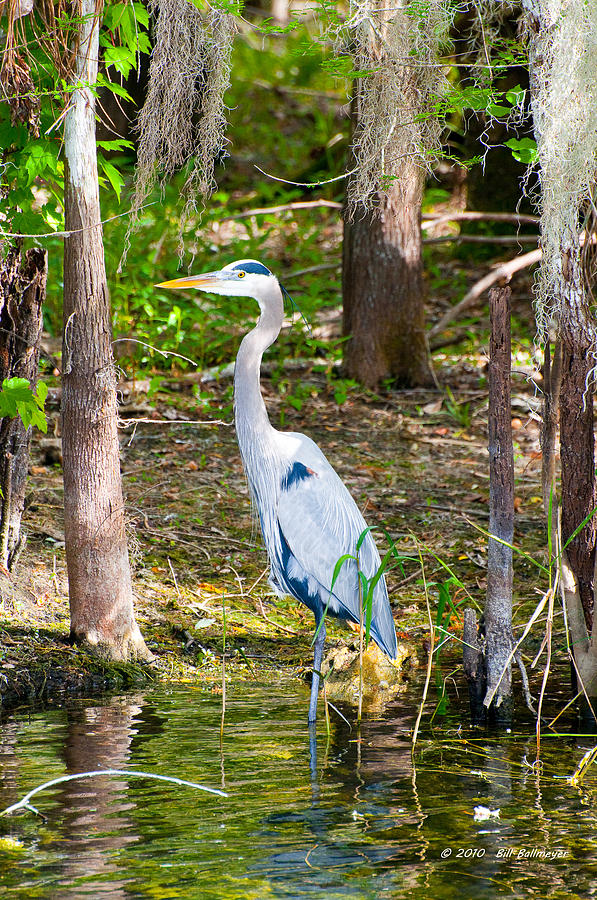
[424,234,539,246]
[220,200,343,220]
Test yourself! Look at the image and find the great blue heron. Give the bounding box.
[156,259,398,720]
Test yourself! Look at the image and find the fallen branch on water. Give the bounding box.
[1,768,227,818]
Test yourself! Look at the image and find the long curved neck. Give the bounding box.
[234,280,284,456]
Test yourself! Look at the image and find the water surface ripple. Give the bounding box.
[1,682,595,898]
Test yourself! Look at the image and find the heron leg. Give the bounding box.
[308,721,318,783]
[308,618,326,723]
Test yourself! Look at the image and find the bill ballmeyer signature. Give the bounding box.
[440,847,569,860]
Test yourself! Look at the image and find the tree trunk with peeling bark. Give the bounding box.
[62,0,150,661]
[0,245,45,571]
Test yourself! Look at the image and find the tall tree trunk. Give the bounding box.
[0,245,45,570]
[556,286,597,702]
[342,158,434,389]
[62,0,150,661]
[520,0,597,702]
[341,0,444,392]
[560,328,596,634]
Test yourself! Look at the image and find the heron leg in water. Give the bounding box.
[308,617,326,722]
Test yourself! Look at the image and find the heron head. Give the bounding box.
[155,259,276,299]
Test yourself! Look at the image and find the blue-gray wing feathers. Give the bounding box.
[272,436,397,659]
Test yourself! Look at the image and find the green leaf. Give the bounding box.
[35,380,48,408]
[97,139,135,152]
[137,32,151,55]
[505,137,538,164]
[118,6,138,47]
[356,527,373,553]
[330,553,356,593]
[487,103,511,118]
[98,156,125,201]
[147,376,164,399]
[258,18,303,35]
[97,76,134,102]
[0,119,25,150]
[505,85,526,106]
[103,45,135,78]
[362,578,373,643]
[0,377,47,432]
[133,2,150,28]
[22,141,60,186]
[456,86,492,113]
[436,582,450,627]
[102,2,128,31]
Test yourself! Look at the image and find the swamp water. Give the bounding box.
[0,680,595,899]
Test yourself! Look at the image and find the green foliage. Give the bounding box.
[100,2,151,76]
[146,376,165,399]
[100,14,536,374]
[275,378,314,428]
[258,18,304,36]
[0,118,64,235]
[0,378,48,433]
[328,531,415,655]
[331,377,359,407]
[429,575,467,715]
[2,3,536,389]
[0,0,148,238]
[443,387,471,429]
[505,137,538,165]
[102,23,348,374]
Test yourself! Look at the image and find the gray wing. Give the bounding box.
[275,435,397,658]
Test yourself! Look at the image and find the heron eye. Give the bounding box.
[237,271,246,278]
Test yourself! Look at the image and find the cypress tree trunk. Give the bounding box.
[62,0,150,660]
[560,328,596,634]
[554,280,597,702]
[520,0,597,703]
[0,245,45,570]
[342,159,434,390]
[340,0,444,393]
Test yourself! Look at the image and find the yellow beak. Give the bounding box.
[155,274,219,290]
